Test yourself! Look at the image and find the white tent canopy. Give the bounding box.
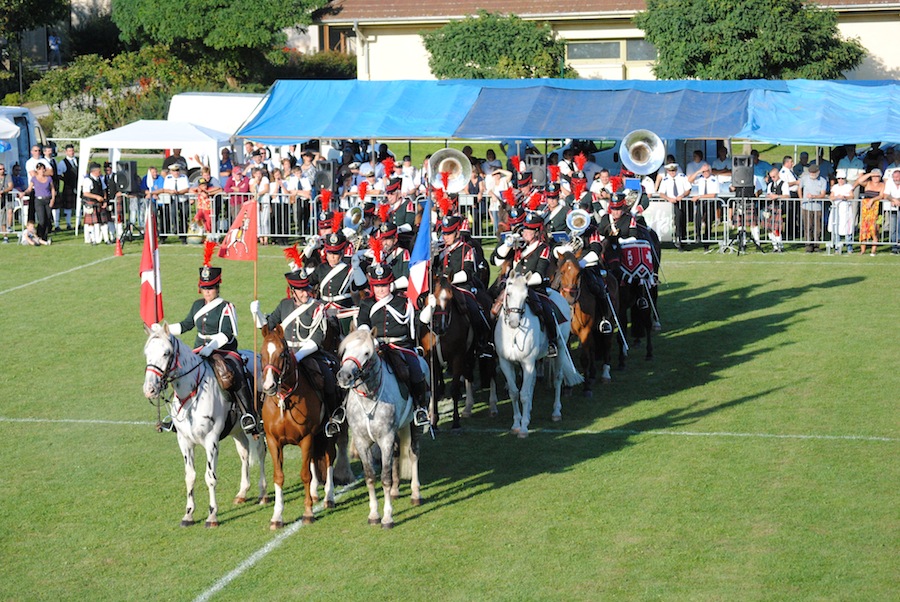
[0,116,20,139]
[76,120,231,233]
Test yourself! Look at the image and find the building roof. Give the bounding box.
[317,0,900,24]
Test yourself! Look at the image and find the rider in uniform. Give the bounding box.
[169,242,259,434]
[356,262,430,427]
[250,265,343,436]
[435,215,494,357]
[371,221,410,294]
[491,213,560,357]
[310,230,358,336]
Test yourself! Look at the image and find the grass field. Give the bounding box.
[0,232,897,601]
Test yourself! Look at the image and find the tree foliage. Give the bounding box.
[0,0,68,37]
[634,0,865,80]
[422,11,574,79]
[111,0,328,79]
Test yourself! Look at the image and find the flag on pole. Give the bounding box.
[139,209,164,327]
[218,200,258,261]
[407,195,433,309]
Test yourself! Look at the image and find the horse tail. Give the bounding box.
[558,344,584,387]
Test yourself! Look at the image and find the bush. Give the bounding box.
[51,107,102,140]
[262,49,356,82]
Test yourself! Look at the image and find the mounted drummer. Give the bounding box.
[168,242,260,435]
[250,246,343,436]
[491,213,561,358]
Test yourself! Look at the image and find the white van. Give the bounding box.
[0,106,49,170]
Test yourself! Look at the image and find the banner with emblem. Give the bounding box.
[139,208,164,327]
[218,200,258,261]
[407,195,433,309]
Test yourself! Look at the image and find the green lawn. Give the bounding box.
[0,237,896,601]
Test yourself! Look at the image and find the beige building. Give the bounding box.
[314,0,900,81]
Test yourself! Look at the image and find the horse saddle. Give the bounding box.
[210,351,244,391]
[300,352,341,413]
[380,345,412,401]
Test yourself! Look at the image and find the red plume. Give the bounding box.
[528,191,542,211]
[573,178,586,200]
[574,153,587,172]
[284,243,302,269]
[609,175,623,193]
[440,171,450,190]
[369,236,383,264]
[510,155,522,173]
[378,202,390,223]
[358,180,368,201]
[320,189,332,209]
[502,188,516,208]
[548,165,560,183]
[438,193,452,216]
[332,211,344,233]
[434,187,446,209]
[382,157,395,176]
[202,241,217,267]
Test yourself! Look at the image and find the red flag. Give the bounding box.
[139,209,164,327]
[218,200,258,261]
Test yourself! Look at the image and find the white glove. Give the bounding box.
[526,271,543,287]
[580,250,599,267]
[427,294,437,308]
[451,271,467,285]
[293,340,318,363]
[302,238,318,258]
[419,304,434,324]
[199,343,215,358]
[250,300,264,329]
[553,244,573,259]
[398,223,412,233]
[393,275,408,290]
[620,236,637,244]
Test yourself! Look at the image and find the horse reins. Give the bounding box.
[145,334,206,414]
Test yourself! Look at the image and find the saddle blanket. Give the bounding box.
[619,239,656,285]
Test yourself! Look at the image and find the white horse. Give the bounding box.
[143,323,267,527]
[495,273,584,438]
[336,329,424,529]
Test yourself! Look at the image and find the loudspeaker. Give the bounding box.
[315,160,339,192]
[525,154,546,187]
[114,160,140,194]
[732,155,753,187]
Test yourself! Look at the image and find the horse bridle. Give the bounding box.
[262,343,298,400]
[145,334,205,409]
[502,287,525,327]
[342,348,382,395]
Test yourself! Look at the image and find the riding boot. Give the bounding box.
[542,301,559,358]
[467,296,495,358]
[410,378,430,427]
[233,378,260,435]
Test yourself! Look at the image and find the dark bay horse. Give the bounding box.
[419,275,482,429]
[553,252,616,394]
[260,325,350,529]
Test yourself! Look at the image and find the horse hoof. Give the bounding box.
[311,496,320,504]
[517,431,529,439]
[302,515,315,525]
[382,522,394,530]
[270,521,283,530]
[233,496,246,505]
[411,497,423,506]
[204,520,219,528]
[259,495,269,505]
[180,520,194,528]
[325,500,335,509]
[552,414,562,422]
[368,518,381,526]
[510,427,520,435]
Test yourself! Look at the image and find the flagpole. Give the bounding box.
[253,238,259,425]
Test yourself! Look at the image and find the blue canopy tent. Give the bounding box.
[236,79,900,145]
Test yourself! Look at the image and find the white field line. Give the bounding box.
[664,259,900,267]
[192,478,364,602]
[0,256,117,296]
[0,416,895,442]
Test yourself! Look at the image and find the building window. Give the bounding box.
[566,39,656,62]
[326,26,356,54]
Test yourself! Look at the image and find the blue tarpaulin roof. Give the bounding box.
[236,79,900,145]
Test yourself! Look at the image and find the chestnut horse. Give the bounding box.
[553,252,615,394]
[260,325,350,529]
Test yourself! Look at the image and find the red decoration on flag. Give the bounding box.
[574,153,587,172]
[218,200,258,261]
[358,180,368,202]
[370,237,383,264]
[139,209,164,327]
[502,187,516,208]
[548,165,560,183]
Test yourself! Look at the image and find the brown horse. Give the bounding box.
[553,252,615,394]
[260,325,347,529]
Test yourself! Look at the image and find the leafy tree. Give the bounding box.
[634,0,865,80]
[111,0,328,80]
[0,0,68,38]
[422,10,575,79]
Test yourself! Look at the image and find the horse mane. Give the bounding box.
[338,328,374,356]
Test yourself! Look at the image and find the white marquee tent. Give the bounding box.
[76,120,231,233]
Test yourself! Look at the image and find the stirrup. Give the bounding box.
[637,298,649,310]
[479,341,495,359]
[413,408,430,427]
[546,343,558,358]
[599,319,613,334]
[324,420,342,438]
[330,406,346,425]
[159,416,174,433]
[240,413,257,434]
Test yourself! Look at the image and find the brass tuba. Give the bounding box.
[565,208,592,253]
[429,148,472,194]
[620,129,665,175]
